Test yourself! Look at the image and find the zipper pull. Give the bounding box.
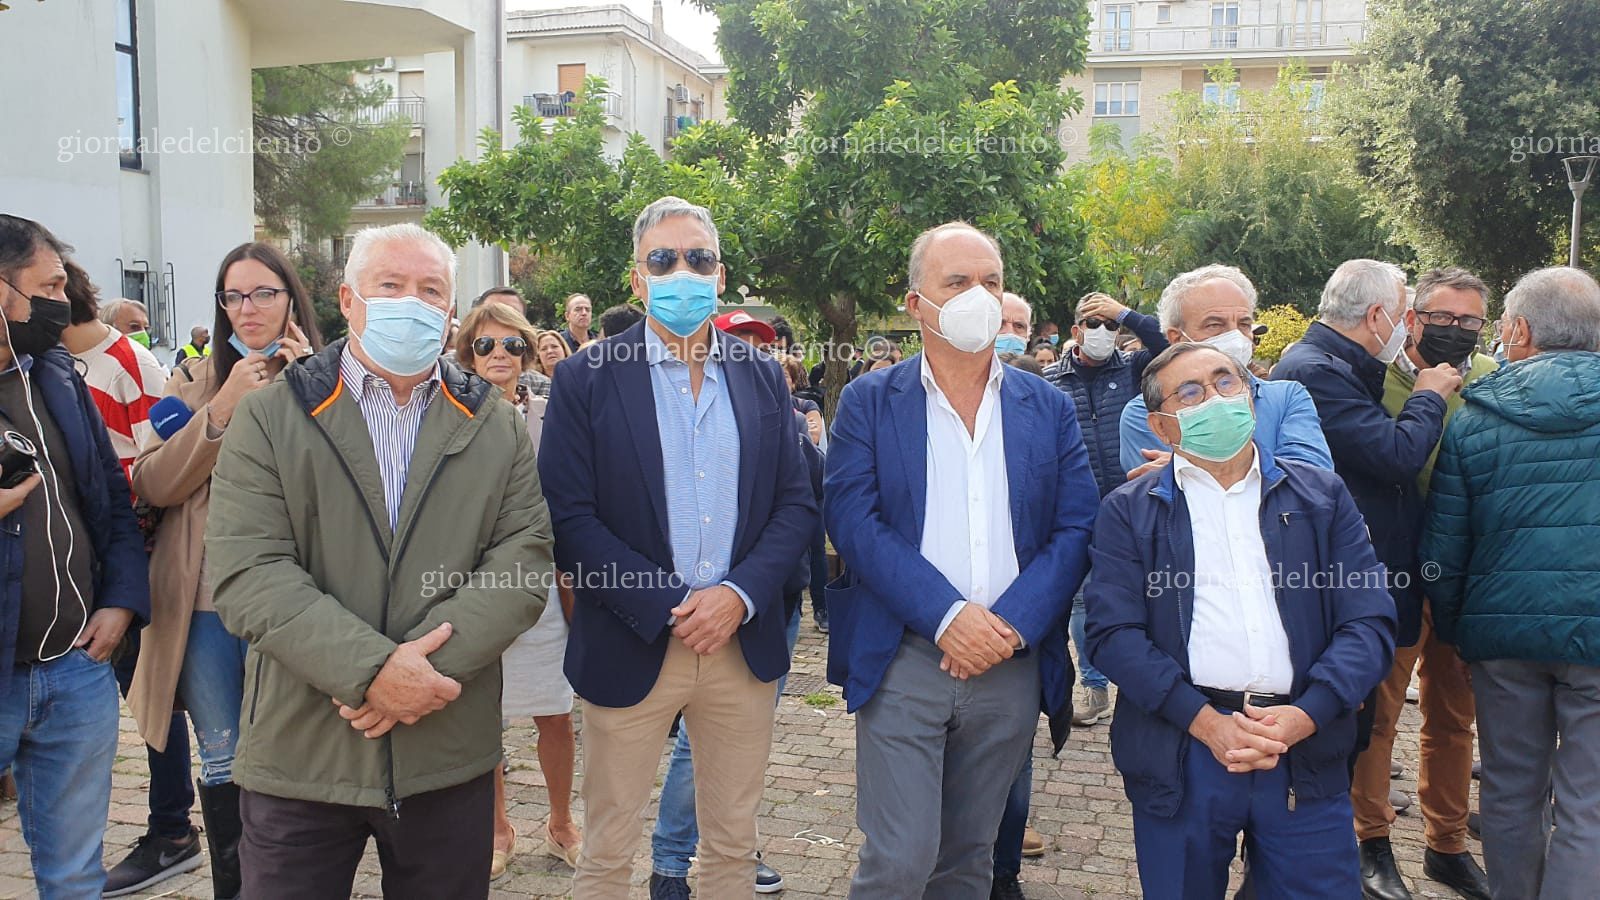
[1280,512,1291,526]
[1287,786,1297,812]
[387,788,402,820]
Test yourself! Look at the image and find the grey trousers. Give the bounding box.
[850,633,1040,900]
[1471,658,1600,900]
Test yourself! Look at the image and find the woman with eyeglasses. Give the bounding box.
[452,302,583,880]
[126,242,322,900]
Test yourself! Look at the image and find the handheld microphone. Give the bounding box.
[150,395,193,440]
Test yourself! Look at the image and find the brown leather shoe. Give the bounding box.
[1021,825,1047,857]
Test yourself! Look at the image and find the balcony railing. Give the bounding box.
[355,181,427,208]
[663,115,700,142]
[351,97,425,127]
[1092,20,1364,54]
[521,91,622,120]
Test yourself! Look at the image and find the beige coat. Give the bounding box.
[126,356,234,751]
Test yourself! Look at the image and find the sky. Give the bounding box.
[507,0,724,63]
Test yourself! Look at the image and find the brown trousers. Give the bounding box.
[574,636,775,899]
[1350,600,1477,854]
[238,770,494,900]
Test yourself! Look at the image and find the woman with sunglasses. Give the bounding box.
[127,242,321,900]
[453,302,583,879]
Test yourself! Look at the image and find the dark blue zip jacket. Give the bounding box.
[1273,322,1445,646]
[1084,443,1395,817]
[1046,309,1170,497]
[0,348,150,696]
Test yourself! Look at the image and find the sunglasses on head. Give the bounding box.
[638,247,719,277]
[472,336,528,357]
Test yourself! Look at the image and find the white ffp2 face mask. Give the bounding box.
[1373,308,1408,365]
[1079,325,1117,361]
[919,284,1002,354]
[1184,327,1256,370]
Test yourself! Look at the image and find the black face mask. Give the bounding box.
[1415,323,1481,369]
[5,295,72,358]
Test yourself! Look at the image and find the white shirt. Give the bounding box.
[1173,450,1293,694]
[918,355,1020,642]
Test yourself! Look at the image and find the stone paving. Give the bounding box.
[0,623,1473,898]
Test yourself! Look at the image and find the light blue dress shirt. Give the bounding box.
[645,326,753,623]
[1118,375,1334,473]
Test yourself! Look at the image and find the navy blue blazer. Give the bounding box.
[538,321,818,709]
[1084,444,1397,817]
[823,356,1097,715]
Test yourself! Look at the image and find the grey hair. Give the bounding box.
[1318,259,1407,328]
[1504,266,1600,352]
[1414,267,1490,311]
[632,196,721,257]
[907,221,1003,292]
[343,223,457,294]
[1157,265,1258,331]
[98,297,148,326]
[1140,342,1248,412]
[1002,291,1032,320]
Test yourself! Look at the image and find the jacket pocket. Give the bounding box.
[247,653,265,725]
[824,570,857,686]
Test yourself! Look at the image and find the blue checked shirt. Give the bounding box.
[644,327,753,624]
[340,348,441,532]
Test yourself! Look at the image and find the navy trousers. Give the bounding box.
[1131,735,1359,899]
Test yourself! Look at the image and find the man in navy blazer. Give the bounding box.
[538,197,817,899]
[825,222,1096,898]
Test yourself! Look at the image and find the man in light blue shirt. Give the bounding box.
[1118,266,1333,476]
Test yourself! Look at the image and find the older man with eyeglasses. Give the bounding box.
[1085,342,1395,900]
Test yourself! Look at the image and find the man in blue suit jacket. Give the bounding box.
[825,222,1096,899]
[538,197,817,900]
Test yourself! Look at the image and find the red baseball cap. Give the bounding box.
[714,310,776,344]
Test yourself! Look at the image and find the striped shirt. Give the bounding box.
[339,348,441,532]
[78,326,168,486]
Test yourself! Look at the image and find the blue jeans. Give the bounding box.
[114,626,196,837]
[993,759,1032,879]
[809,516,829,619]
[1069,592,1107,689]
[652,607,801,877]
[0,649,120,899]
[178,610,248,786]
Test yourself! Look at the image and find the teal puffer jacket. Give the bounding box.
[1422,351,1600,666]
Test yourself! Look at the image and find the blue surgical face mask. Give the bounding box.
[352,291,449,376]
[1047,333,1060,346]
[645,271,719,337]
[229,332,282,360]
[993,333,1027,356]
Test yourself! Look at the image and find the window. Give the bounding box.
[1210,2,1240,49]
[115,0,141,169]
[1102,4,1133,52]
[1292,0,1325,45]
[1156,4,1172,24]
[1094,82,1141,117]
[1203,81,1240,111]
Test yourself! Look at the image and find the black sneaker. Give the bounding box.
[756,852,785,893]
[103,827,203,897]
[650,873,692,900]
[991,874,1026,900]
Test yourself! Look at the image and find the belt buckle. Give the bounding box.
[1242,690,1255,710]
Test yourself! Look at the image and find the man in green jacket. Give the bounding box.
[1354,268,1497,900]
[206,223,551,899]
[1423,266,1600,900]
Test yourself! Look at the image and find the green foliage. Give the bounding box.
[1328,0,1600,293]
[432,1,1103,413]
[254,62,410,241]
[1253,304,1312,363]
[1070,123,1183,310]
[802,691,838,708]
[292,245,349,341]
[1166,63,1401,316]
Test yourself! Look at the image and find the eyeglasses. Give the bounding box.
[1416,311,1486,332]
[1078,317,1113,330]
[638,247,719,277]
[1160,372,1246,408]
[216,287,289,310]
[472,336,528,357]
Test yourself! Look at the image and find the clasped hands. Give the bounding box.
[1188,701,1317,773]
[670,584,745,656]
[333,622,461,739]
[937,603,1022,680]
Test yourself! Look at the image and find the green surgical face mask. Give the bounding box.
[1161,393,1255,463]
[127,329,151,348]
